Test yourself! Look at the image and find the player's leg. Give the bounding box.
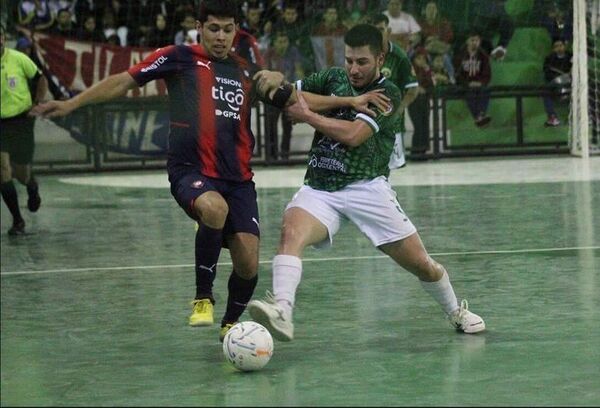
[169,169,228,326]
[0,149,25,235]
[388,132,406,169]
[220,232,259,341]
[344,177,484,333]
[249,186,340,341]
[219,181,261,341]
[11,114,40,212]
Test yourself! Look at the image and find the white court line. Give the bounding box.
[1,246,598,277]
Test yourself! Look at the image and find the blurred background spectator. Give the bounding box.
[542,37,572,127]
[310,7,346,70]
[383,0,421,52]
[18,0,54,31]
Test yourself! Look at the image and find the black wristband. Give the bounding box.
[270,83,293,109]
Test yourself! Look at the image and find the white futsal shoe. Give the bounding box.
[449,299,486,333]
[248,291,294,341]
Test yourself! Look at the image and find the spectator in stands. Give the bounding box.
[383,0,421,52]
[431,53,454,85]
[310,7,347,71]
[231,28,265,67]
[174,12,196,46]
[539,1,573,45]
[48,0,71,16]
[18,0,54,31]
[76,14,105,43]
[542,38,572,127]
[408,47,434,155]
[70,0,100,26]
[417,0,454,79]
[50,7,76,38]
[454,32,492,128]
[240,1,270,54]
[101,9,124,46]
[460,0,514,61]
[264,30,305,160]
[272,2,315,74]
[145,13,174,48]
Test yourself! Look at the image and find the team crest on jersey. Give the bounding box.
[191,180,204,189]
[381,67,392,78]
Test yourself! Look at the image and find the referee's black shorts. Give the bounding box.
[0,111,36,165]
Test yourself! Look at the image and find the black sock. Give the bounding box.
[1,181,23,222]
[194,224,223,302]
[222,271,258,325]
[26,176,38,195]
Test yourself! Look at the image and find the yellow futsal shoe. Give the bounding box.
[219,322,237,343]
[189,299,214,326]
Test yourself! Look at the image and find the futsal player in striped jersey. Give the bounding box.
[33,0,391,341]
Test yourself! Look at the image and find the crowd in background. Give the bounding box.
[5,0,576,156]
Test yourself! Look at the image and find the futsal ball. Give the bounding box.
[222,321,274,372]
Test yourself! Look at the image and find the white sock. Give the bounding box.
[420,271,459,315]
[272,254,302,318]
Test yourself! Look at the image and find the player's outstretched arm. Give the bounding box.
[298,89,391,117]
[32,72,138,118]
[286,89,373,147]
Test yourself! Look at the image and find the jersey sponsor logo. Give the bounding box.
[141,55,168,73]
[212,77,245,120]
[196,60,211,70]
[309,154,347,173]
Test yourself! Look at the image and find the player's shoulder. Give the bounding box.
[7,48,33,62]
[377,75,402,96]
[388,42,410,61]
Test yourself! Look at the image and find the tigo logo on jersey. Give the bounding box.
[141,56,168,72]
[213,77,245,120]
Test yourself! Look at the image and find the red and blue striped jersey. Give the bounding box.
[128,44,259,181]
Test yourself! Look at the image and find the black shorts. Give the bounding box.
[169,166,260,240]
[0,112,35,165]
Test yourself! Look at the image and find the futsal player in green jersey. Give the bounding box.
[371,13,419,168]
[249,24,485,341]
[1,27,46,235]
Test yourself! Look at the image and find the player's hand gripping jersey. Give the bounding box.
[297,67,402,192]
[128,44,262,182]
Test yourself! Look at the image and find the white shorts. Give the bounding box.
[286,176,417,249]
[388,132,406,169]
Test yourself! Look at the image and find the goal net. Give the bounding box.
[570,0,600,156]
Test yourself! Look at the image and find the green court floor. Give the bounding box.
[1,161,599,406]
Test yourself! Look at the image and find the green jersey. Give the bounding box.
[1,48,40,118]
[380,41,418,132]
[298,67,402,192]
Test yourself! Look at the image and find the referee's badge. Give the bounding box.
[8,77,17,89]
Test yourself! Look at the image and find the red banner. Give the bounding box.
[32,33,167,98]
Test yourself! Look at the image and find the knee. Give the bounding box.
[0,164,11,184]
[414,257,445,282]
[195,196,229,229]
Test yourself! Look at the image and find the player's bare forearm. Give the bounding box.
[34,75,48,104]
[303,112,372,147]
[70,72,137,110]
[290,88,391,118]
[398,86,418,112]
[286,89,373,147]
[33,72,137,118]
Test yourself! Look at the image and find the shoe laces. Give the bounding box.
[455,299,469,320]
[192,299,211,313]
[263,290,277,304]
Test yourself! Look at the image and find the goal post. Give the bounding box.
[570,0,599,157]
